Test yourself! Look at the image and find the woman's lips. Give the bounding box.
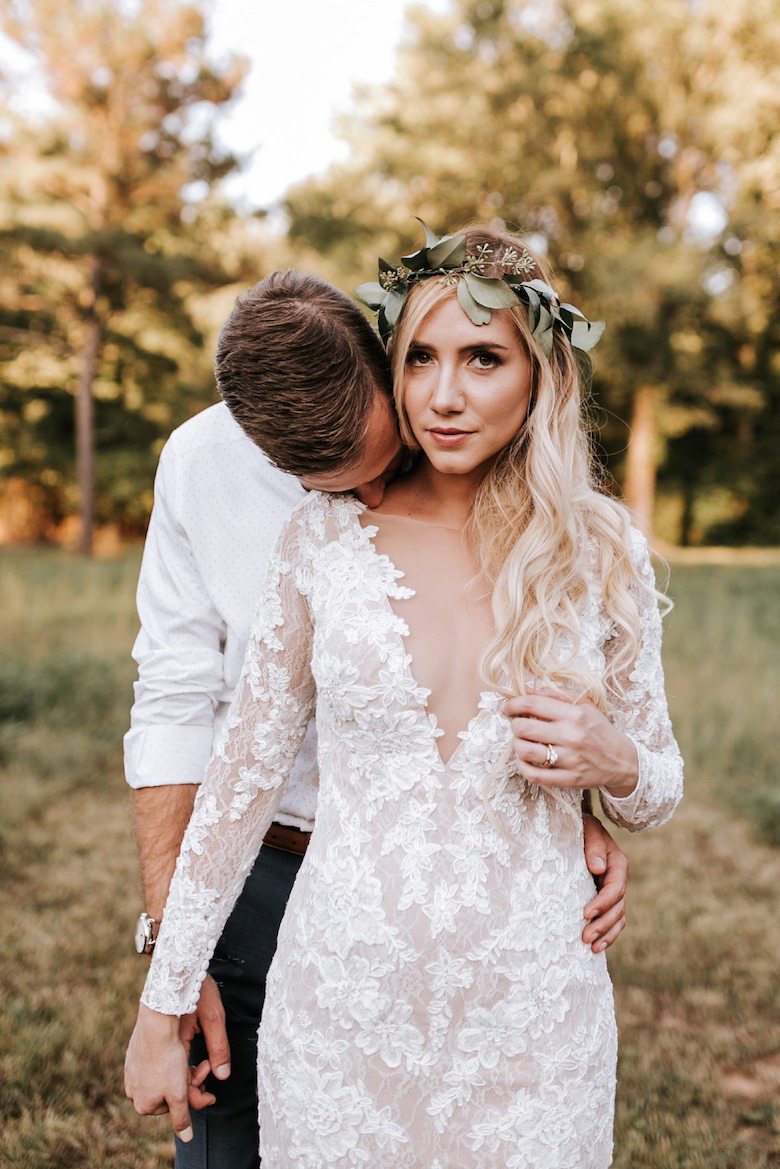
[427,428,472,447]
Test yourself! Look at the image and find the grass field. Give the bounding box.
[0,547,778,1168]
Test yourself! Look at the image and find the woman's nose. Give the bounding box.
[429,365,464,413]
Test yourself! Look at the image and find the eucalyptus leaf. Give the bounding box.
[401,247,429,271]
[570,319,606,350]
[377,308,393,344]
[415,217,442,249]
[559,306,575,331]
[457,279,492,325]
[521,285,541,330]
[535,323,554,356]
[464,273,519,310]
[536,304,554,335]
[383,286,407,327]
[525,278,559,302]
[355,282,387,309]
[361,220,604,356]
[428,234,467,268]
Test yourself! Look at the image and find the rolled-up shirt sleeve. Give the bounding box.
[122,404,317,830]
[124,443,230,789]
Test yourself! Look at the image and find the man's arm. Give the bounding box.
[126,437,233,1083]
[133,783,232,1083]
[134,785,198,921]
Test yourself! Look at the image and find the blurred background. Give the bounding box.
[1,0,778,554]
[1,3,779,1167]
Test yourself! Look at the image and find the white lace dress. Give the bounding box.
[142,492,683,1169]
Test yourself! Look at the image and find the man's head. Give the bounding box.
[216,271,402,505]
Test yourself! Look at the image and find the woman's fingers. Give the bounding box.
[503,690,579,723]
[124,1005,196,1141]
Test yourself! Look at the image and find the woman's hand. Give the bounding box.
[124,1002,216,1142]
[503,690,638,799]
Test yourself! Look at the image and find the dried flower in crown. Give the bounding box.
[356,219,605,356]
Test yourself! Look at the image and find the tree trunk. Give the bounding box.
[76,259,101,556]
[623,384,657,535]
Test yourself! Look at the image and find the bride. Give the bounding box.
[125,222,682,1168]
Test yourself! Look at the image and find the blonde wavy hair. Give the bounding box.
[389,224,662,718]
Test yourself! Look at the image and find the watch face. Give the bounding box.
[135,913,150,954]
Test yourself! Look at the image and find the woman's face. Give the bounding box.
[401,293,533,479]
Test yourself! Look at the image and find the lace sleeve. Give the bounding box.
[141,511,316,1015]
[598,529,683,832]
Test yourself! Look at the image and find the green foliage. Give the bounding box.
[661,559,780,847]
[0,0,255,540]
[0,650,119,731]
[285,0,780,544]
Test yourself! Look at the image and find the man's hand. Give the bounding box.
[179,974,232,1083]
[581,813,628,954]
[125,1003,216,1142]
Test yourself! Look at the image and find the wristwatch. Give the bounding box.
[134,911,158,955]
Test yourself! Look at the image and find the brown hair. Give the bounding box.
[216,270,392,476]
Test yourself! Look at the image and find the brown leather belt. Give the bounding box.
[263,822,311,857]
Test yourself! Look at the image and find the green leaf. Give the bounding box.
[383,286,407,327]
[457,279,492,325]
[464,273,519,310]
[525,278,559,302]
[560,302,586,320]
[378,257,396,274]
[536,304,554,334]
[415,217,441,249]
[354,282,386,309]
[559,306,575,331]
[521,285,541,330]
[400,246,429,271]
[428,234,467,268]
[377,308,393,345]
[571,319,606,350]
[535,322,554,356]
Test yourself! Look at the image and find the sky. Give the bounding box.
[205,0,450,208]
[0,0,450,209]
[1,0,728,241]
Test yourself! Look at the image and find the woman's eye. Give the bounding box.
[407,348,431,366]
[473,351,500,368]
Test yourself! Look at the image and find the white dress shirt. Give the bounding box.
[123,401,318,830]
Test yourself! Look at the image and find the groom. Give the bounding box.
[125,270,628,1166]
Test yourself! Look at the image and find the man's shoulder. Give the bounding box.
[158,402,305,518]
[162,403,283,484]
[164,402,254,459]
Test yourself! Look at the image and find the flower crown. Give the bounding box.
[356,219,605,356]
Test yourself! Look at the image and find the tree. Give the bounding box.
[0,0,248,550]
[284,0,780,542]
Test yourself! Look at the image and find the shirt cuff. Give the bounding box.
[123,725,215,789]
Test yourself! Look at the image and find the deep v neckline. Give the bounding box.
[355,504,494,769]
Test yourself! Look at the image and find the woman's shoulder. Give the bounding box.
[283,490,364,546]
